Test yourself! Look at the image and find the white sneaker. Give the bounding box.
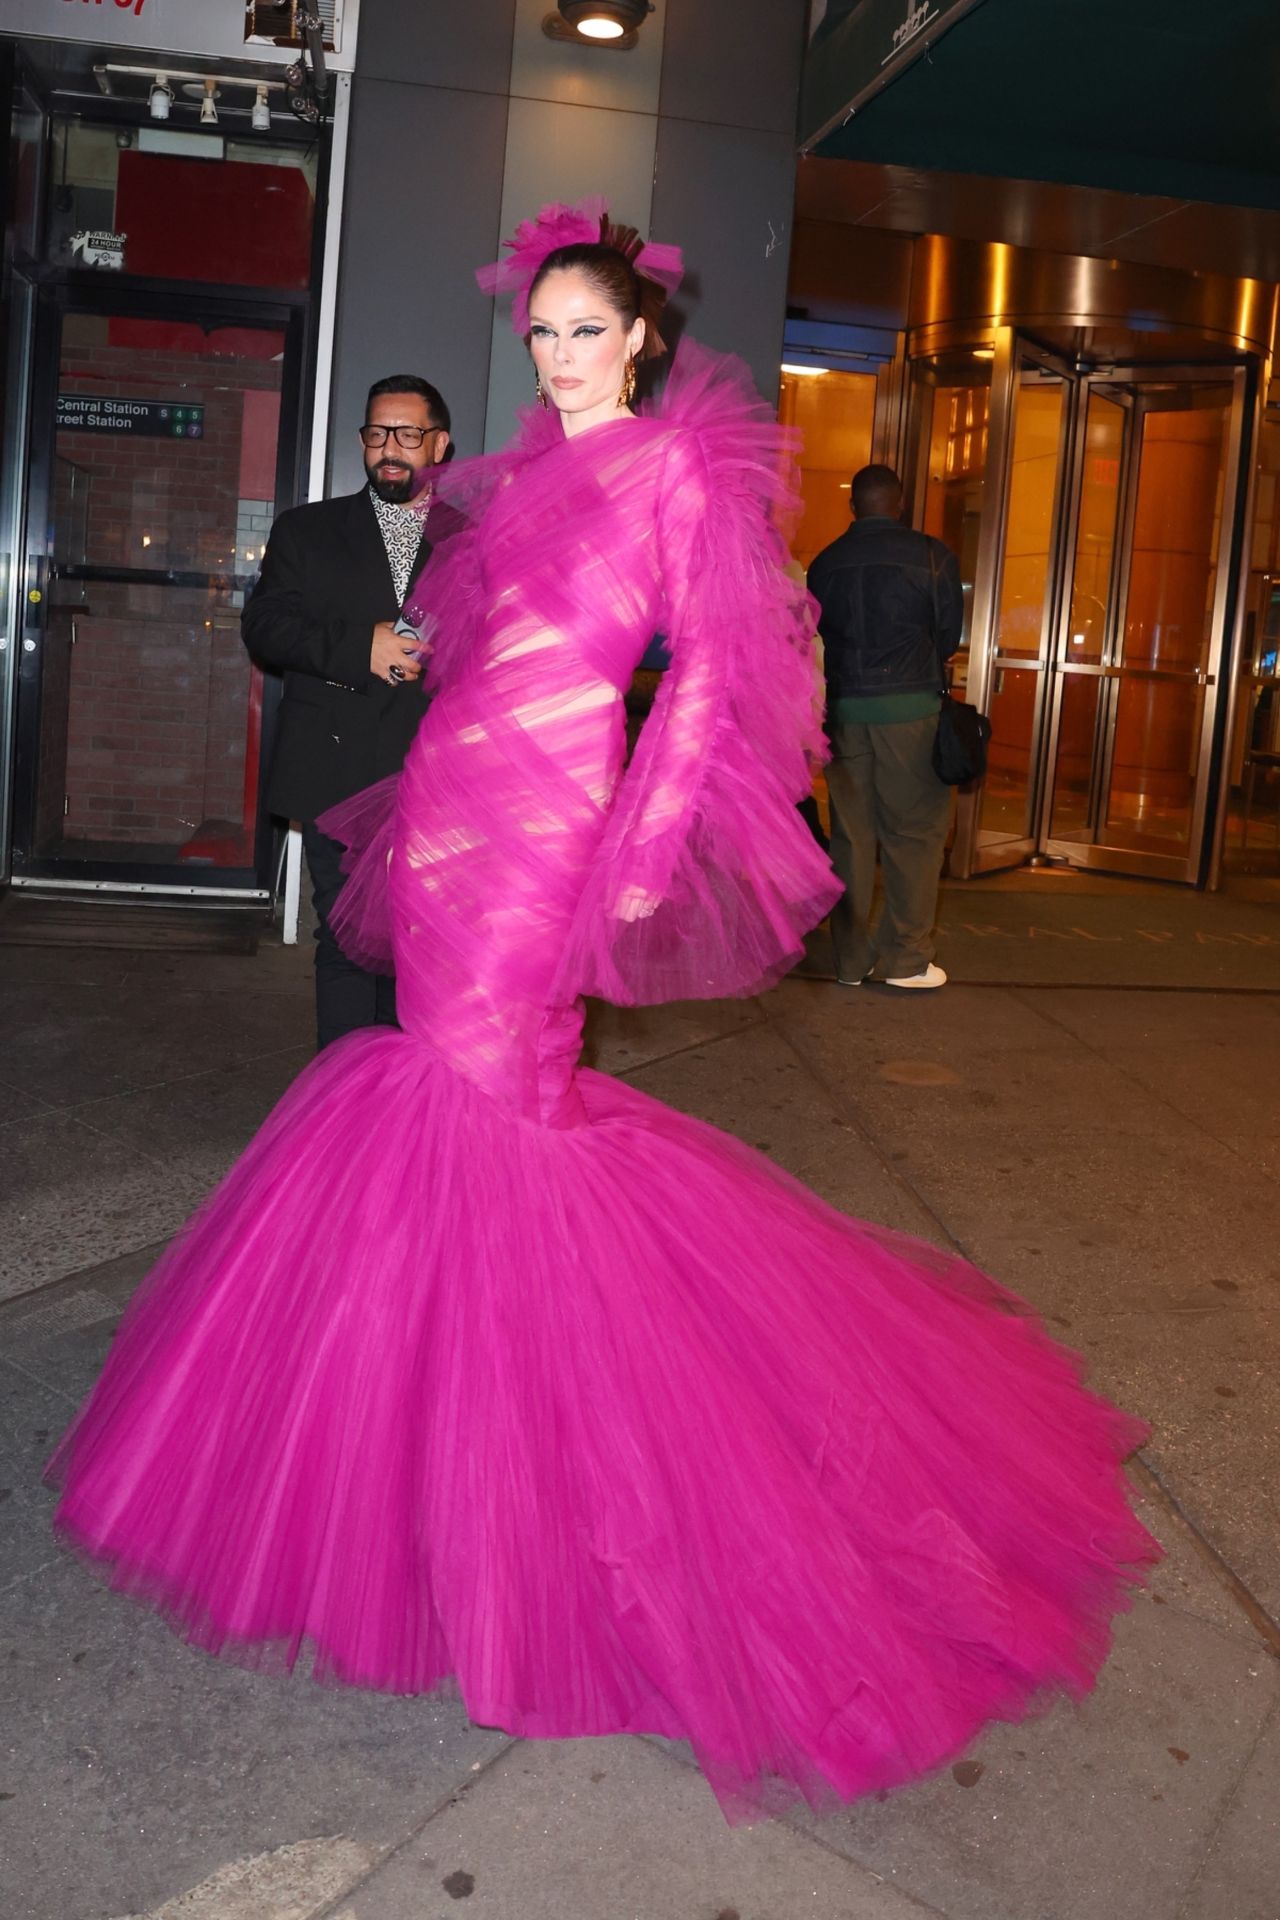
[884,963,947,990]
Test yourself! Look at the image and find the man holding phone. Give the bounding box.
[244,375,451,1047]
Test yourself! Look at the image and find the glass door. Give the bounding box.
[0,49,48,887]
[910,353,993,693]
[11,287,301,894]
[1224,396,1280,870]
[1044,372,1245,880]
[1042,385,1129,846]
[968,349,1072,870]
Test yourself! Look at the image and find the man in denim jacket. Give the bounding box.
[809,465,963,990]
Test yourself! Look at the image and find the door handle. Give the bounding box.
[24,553,47,630]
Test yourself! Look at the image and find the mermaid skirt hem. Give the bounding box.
[49,1026,1159,1819]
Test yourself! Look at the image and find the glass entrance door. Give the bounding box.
[944,338,1248,884]
[11,288,300,893]
[1042,385,1128,847]
[969,349,1070,868]
[0,48,48,888]
[1043,377,1242,877]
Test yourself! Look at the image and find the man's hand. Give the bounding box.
[371,621,423,686]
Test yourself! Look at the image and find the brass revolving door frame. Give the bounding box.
[907,326,1256,884]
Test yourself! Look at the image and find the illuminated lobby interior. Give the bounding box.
[778,180,1280,890]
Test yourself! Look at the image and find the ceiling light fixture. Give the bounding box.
[101,65,287,121]
[556,1,653,42]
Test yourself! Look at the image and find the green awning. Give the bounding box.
[801,0,987,154]
[801,0,1280,213]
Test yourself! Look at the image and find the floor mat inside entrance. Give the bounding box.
[0,894,265,955]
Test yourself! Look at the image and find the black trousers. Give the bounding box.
[301,822,398,1051]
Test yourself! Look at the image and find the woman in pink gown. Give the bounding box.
[50,201,1158,1821]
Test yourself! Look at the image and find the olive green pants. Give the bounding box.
[824,714,952,982]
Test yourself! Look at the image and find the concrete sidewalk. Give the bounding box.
[1,930,1278,1920]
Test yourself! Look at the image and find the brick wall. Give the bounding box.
[61,589,250,848]
[49,323,282,857]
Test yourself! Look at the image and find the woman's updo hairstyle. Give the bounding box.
[527,214,670,362]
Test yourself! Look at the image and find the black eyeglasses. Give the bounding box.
[359,424,443,449]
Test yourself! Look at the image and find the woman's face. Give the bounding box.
[528,269,645,437]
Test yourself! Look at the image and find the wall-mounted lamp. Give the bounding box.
[252,84,271,131]
[148,74,173,120]
[199,78,219,126]
[551,1,654,44]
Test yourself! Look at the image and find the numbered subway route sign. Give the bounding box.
[56,395,205,438]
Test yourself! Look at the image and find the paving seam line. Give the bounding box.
[13,1043,316,1133]
[1006,984,1279,1171]
[797,964,1280,997]
[0,1350,82,1410]
[764,1006,984,1269]
[634,1737,955,1920]
[303,1736,520,1920]
[1131,1456,1280,1661]
[0,1240,172,1323]
[605,1007,770,1082]
[1170,1688,1280,1920]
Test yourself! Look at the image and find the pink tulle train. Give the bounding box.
[50,1025,1155,1817]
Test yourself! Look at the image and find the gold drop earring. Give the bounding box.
[618,357,637,410]
[535,371,548,410]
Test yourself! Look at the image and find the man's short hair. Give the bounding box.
[365,374,451,436]
[851,464,903,519]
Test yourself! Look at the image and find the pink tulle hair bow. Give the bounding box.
[476,196,684,335]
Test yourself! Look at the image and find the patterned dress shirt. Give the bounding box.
[369,486,427,608]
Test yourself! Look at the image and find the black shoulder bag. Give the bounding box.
[927,549,991,787]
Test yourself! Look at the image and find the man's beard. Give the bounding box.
[368,462,415,504]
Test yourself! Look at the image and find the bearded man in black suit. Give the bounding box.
[243,375,451,1048]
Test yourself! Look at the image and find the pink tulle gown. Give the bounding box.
[50,346,1158,1819]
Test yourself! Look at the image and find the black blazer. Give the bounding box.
[243,489,433,823]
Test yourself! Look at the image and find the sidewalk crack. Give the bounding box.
[304,1739,520,1920]
[1173,1690,1278,1920]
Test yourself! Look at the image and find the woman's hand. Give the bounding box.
[612,885,660,923]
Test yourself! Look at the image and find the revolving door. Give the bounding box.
[910,335,1253,883]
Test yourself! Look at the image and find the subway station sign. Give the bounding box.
[801,0,987,152]
[57,394,205,438]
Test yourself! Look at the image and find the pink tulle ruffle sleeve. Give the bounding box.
[550,346,841,1006]
[314,774,400,973]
